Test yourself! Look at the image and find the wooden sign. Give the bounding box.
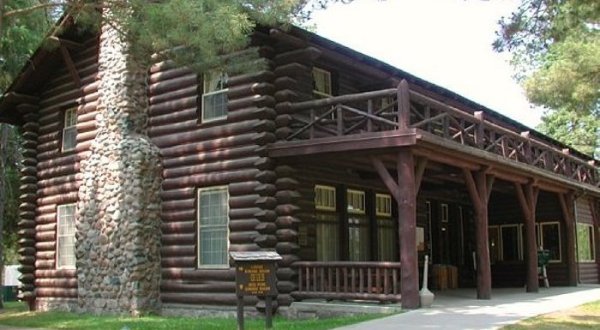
[235,262,276,296]
[230,251,282,330]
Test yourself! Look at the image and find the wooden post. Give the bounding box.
[397,80,410,130]
[265,296,273,329]
[237,294,244,330]
[558,192,577,286]
[463,169,494,299]
[514,182,539,292]
[397,148,419,308]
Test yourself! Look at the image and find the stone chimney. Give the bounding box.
[76,11,162,315]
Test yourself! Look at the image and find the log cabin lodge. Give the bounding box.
[1,17,599,315]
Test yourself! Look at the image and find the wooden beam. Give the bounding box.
[59,45,81,88]
[514,182,539,293]
[370,156,400,203]
[414,157,427,195]
[48,36,83,50]
[268,129,417,157]
[397,80,410,129]
[397,148,419,309]
[558,192,577,286]
[462,169,493,299]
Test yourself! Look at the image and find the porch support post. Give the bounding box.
[514,182,539,292]
[397,148,418,308]
[370,150,420,309]
[558,192,577,286]
[463,169,494,299]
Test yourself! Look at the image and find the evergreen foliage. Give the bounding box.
[495,0,599,157]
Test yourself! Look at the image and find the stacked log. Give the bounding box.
[269,31,321,307]
[148,48,277,307]
[31,38,98,306]
[17,102,39,308]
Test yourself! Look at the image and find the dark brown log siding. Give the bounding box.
[148,43,278,306]
[576,198,599,284]
[33,37,99,299]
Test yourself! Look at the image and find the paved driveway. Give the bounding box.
[335,285,600,330]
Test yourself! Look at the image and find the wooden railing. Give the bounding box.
[279,83,599,187]
[292,261,402,303]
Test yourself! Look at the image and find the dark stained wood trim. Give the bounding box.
[462,169,493,299]
[397,148,419,309]
[414,157,427,195]
[514,182,540,292]
[59,45,82,88]
[418,133,599,196]
[370,156,400,203]
[558,192,578,286]
[268,129,416,157]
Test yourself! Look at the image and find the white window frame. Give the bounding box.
[499,224,522,262]
[347,189,366,215]
[61,108,77,152]
[197,186,230,268]
[315,185,336,211]
[540,221,562,263]
[201,71,229,123]
[576,223,595,262]
[56,203,76,269]
[375,193,392,217]
[312,67,332,98]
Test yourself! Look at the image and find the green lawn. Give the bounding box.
[0,301,387,330]
[503,300,600,329]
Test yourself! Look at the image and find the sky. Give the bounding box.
[310,0,544,129]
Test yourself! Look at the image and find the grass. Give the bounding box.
[503,300,600,329]
[0,301,387,330]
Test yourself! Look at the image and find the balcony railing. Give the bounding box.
[292,261,402,303]
[276,82,599,187]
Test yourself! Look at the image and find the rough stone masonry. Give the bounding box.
[76,11,163,315]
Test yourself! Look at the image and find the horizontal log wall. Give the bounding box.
[148,41,278,308]
[32,38,99,301]
[575,198,599,284]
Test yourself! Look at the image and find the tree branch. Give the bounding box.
[2,2,64,19]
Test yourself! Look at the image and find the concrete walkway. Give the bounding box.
[335,285,600,330]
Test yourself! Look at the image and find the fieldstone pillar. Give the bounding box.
[76,10,162,315]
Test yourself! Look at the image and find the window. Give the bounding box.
[201,71,228,122]
[577,223,595,262]
[347,189,369,261]
[315,185,339,261]
[197,187,229,267]
[312,67,332,98]
[62,108,77,151]
[315,185,336,211]
[57,204,76,269]
[500,225,521,262]
[540,222,561,262]
[440,204,449,222]
[376,194,395,261]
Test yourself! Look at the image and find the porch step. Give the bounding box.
[286,299,402,319]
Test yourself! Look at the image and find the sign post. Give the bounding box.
[231,251,282,330]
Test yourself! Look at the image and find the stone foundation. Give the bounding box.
[76,10,162,315]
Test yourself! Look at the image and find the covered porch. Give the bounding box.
[268,82,600,308]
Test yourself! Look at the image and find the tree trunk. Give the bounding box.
[0,123,10,309]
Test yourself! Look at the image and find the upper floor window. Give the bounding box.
[57,204,76,269]
[312,67,332,98]
[62,108,77,152]
[197,186,229,268]
[201,71,228,123]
